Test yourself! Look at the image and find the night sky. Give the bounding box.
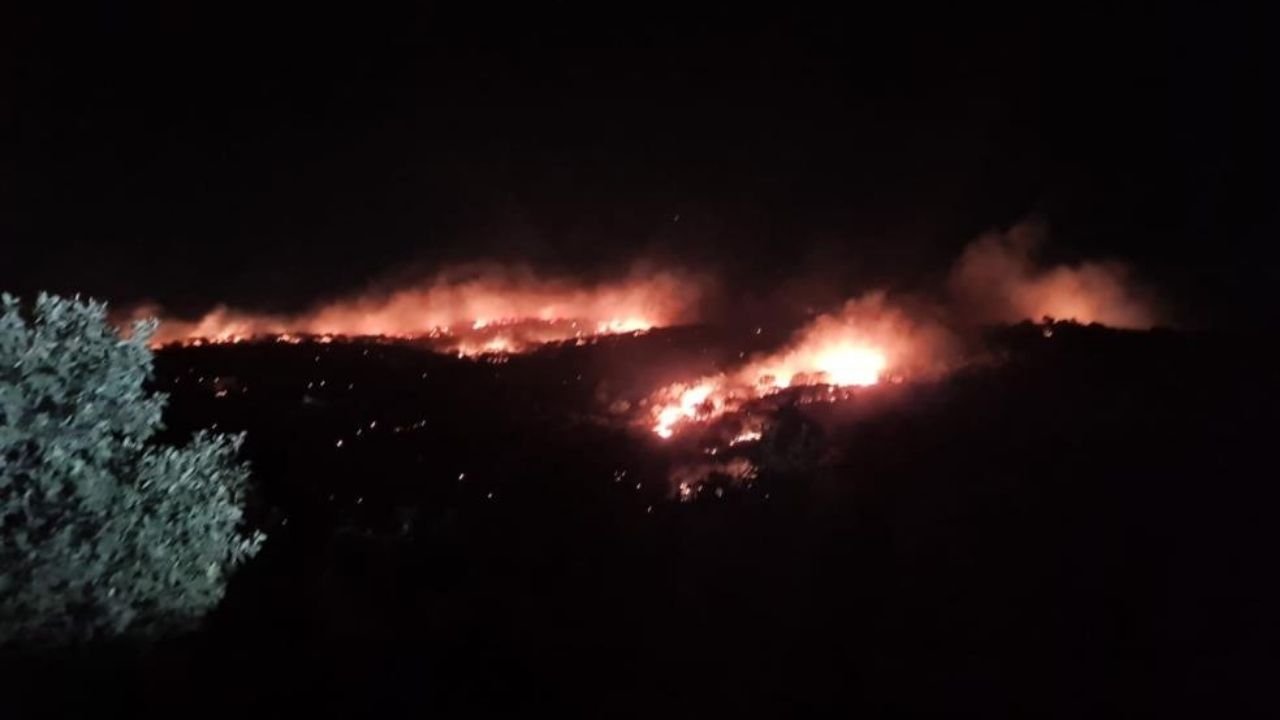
[9,4,1277,325]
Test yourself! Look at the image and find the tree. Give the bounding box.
[0,293,263,647]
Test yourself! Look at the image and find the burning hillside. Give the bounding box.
[640,223,1160,442]
[645,292,955,439]
[137,221,1161,454]
[142,267,706,355]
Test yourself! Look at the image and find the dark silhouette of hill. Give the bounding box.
[5,323,1276,717]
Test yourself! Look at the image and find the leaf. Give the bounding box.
[0,294,264,648]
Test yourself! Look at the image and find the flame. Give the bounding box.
[646,292,951,438]
[751,341,888,390]
[640,225,1158,440]
[141,267,704,355]
[653,381,719,438]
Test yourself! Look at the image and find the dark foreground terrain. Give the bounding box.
[7,324,1278,716]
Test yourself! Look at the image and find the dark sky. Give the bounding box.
[8,3,1277,324]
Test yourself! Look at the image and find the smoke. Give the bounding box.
[138,217,1162,370]
[642,221,1162,440]
[947,221,1158,329]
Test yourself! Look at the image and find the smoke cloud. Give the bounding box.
[947,221,1158,329]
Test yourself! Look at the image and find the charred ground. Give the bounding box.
[9,323,1277,716]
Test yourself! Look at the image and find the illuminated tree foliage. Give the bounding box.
[0,294,262,647]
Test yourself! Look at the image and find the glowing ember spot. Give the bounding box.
[670,457,760,497]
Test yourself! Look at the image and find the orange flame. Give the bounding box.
[142,267,704,355]
[647,292,951,438]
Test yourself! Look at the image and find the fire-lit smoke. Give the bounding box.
[948,221,1157,328]
[143,266,706,355]
[636,222,1160,440]
[646,292,954,438]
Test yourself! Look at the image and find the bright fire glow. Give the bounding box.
[751,342,888,390]
[140,267,704,356]
[646,292,952,438]
[653,382,718,438]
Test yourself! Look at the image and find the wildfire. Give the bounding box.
[646,292,952,438]
[141,267,704,356]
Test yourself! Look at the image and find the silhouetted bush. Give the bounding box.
[0,294,262,647]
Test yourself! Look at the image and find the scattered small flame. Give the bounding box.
[670,457,760,499]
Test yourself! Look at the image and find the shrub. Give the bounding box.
[0,293,263,647]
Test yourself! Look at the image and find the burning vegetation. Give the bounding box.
[642,223,1159,444]
[137,223,1160,465]
[143,267,705,356]
[645,292,955,439]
